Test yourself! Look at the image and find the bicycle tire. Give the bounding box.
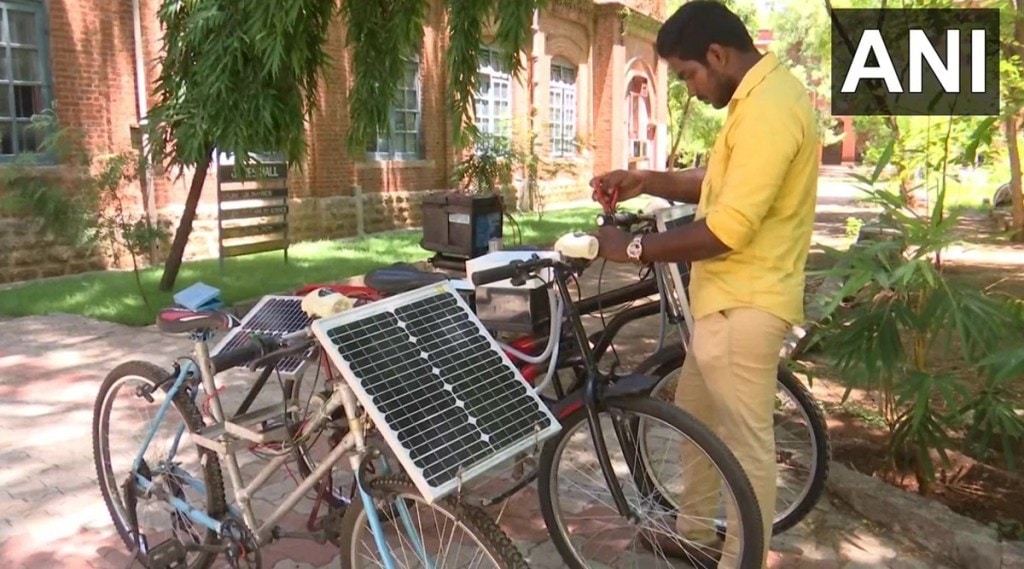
[646,353,831,534]
[337,474,529,569]
[92,361,227,569]
[537,395,764,569]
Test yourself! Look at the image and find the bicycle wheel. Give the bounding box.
[338,474,529,569]
[644,350,830,534]
[538,395,764,569]
[93,361,227,569]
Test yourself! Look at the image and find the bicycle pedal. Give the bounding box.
[146,539,187,569]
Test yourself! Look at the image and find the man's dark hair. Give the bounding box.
[656,0,756,64]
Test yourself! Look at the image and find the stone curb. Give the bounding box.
[826,461,1024,569]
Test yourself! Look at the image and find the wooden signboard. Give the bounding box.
[216,152,290,270]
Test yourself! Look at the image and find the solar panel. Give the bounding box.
[310,281,562,503]
[211,295,315,379]
[654,204,698,333]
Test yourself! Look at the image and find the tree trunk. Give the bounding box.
[159,154,212,291]
[1007,115,1024,241]
[1009,0,1024,242]
[887,117,914,206]
[667,95,693,171]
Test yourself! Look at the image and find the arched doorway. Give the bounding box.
[625,74,654,170]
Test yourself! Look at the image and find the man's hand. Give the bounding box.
[595,226,634,263]
[590,170,645,209]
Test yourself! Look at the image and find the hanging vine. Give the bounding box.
[342,0,428,153]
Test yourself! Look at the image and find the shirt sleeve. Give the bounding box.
[703,96,805,251]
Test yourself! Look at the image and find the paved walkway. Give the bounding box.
[0,310,947,568]
[0,166,954,568]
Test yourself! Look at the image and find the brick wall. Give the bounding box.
[0,218,105,284]
[49,0,140,158]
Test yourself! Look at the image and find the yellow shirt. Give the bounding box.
[691,52,819,326]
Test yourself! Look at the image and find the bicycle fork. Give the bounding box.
[554,273,638,521]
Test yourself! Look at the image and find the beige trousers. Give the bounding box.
[674,307,790,569]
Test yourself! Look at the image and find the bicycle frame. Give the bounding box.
[128,330,429,569]
[544,261,654,521]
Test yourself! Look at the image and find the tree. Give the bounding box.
[149,0,545,291]
[1003,0,1024,241]
[769,0,844,147]
[147,0,337,291]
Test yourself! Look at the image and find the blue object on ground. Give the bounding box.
[174,282,224,311]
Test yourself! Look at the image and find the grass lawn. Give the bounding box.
[0,205,604,326]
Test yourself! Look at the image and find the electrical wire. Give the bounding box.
[498,285,562,364]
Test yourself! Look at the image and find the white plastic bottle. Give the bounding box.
[554,232,600,260]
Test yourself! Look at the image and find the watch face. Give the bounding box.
[627,237,642,259]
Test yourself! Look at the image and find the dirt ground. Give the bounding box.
[797,203,1024,542]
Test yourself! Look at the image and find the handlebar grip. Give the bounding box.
[211,336,277,373]
[596,212,644,228]
[471,261,523,287]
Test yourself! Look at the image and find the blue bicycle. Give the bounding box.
[91,299,531,569]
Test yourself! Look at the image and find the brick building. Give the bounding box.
[0,0,856,284]
[0,0,675,282]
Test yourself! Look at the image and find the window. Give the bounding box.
[367,56,422,159]
[0,1,53,157]
[474,45,512,140]
[549,60,577,158]
[626,75,652,161]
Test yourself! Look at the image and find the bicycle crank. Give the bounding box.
[221,519,262,569]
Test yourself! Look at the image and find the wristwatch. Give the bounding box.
[626,234,644,263]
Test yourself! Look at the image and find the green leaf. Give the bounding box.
[961,116,998,164]
[870,137,896,185]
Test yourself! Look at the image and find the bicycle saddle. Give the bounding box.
[156,307,234,334]
[364,263,450,295]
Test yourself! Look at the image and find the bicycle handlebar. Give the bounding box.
[471,257,559,288]
[210,328,314,374]
[211,336,278,373]
[594,211,654,230]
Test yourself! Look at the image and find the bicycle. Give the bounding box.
[354,207,830,535]
[92,298,536,568]
[469,246,766,569]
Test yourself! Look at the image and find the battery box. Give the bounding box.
[466,251,558,335]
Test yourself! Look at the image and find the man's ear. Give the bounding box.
[705,44,727,69]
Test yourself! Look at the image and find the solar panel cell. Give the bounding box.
[210,295,315,378]
[311,282,561,502]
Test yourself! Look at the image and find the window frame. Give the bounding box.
[0,0,55,164]
[366,54,424,161]
[474,44,513,142]
[548,58,578,159]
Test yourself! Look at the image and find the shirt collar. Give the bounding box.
[731,52,780,102]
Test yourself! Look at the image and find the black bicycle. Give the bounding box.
[471,250,766,569]
[357,210,830,536]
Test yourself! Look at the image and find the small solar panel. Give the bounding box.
[211,295,315,379]
[654,204,698,333]
[310,281,562,503]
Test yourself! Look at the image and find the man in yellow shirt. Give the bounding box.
[592,1,819,568]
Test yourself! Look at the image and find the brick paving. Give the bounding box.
[0,167,954,569]
[0,306,947,569]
